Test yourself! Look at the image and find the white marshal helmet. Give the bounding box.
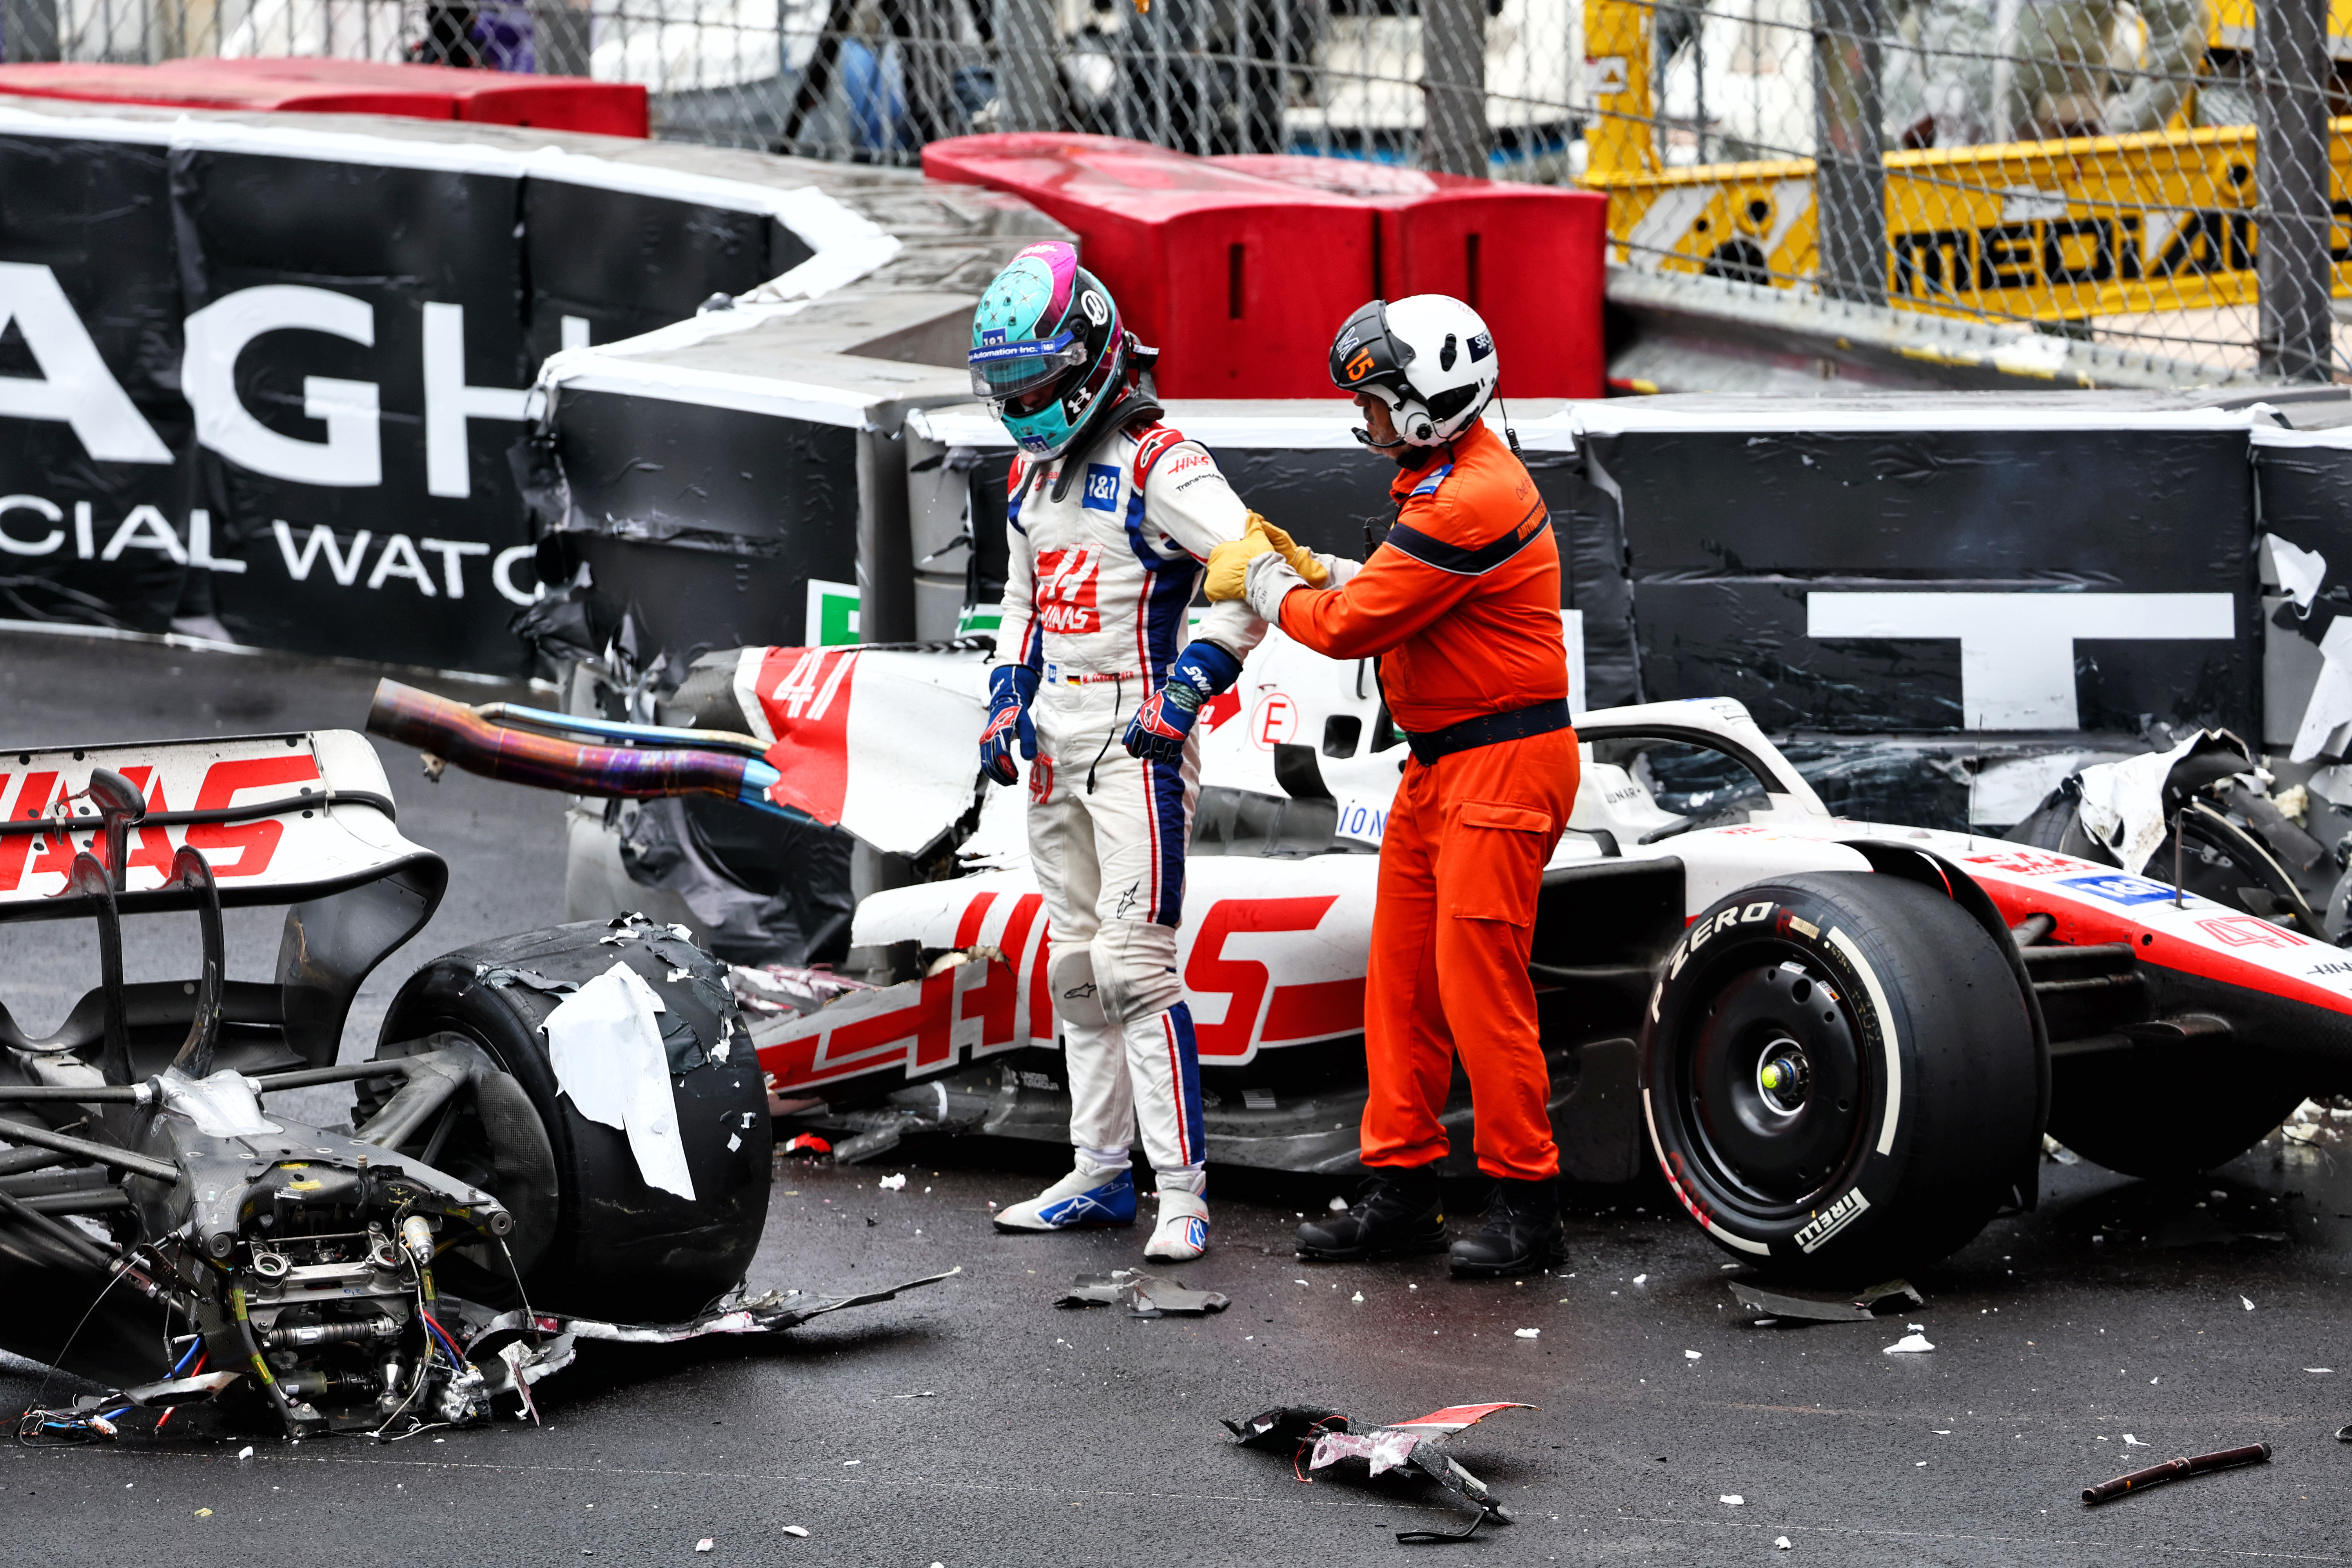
[1327,294,1500,448]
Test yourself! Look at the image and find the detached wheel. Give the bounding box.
[1641,873,2040,1282]
[376,919,773,1321]
[2048,1054,2305,1179]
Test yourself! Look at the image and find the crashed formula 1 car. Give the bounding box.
[376,635,2352,1283]
[0,733,947,1443]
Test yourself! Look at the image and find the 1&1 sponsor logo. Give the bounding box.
[2059,873,2178,907]
[1081,464,1121,512]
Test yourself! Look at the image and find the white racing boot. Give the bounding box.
[993,1163,1136,1232]
[1143,1190,1210,1262]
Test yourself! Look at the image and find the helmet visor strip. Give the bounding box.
[969,329,1089,401]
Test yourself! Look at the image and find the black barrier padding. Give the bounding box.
[522,184,810,361]
[1778,738,1972,833]
[2256,442,2352,593]
[169,150,535,673]
[1526,446,1642,708]
[1212,445,1395,560]
[1599,426,2260,736]
[549,387,858,656]
[965,451,1012,616]
[0,134,190,632]
[1190,439,1641,708]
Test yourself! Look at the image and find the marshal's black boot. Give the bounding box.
[1295,1165,1446,1259]
[1448,1177,1562,1278]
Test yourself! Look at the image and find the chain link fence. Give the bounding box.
[0,0,1591,169]
[1588,0,2347,382]
[5,0,2348,381]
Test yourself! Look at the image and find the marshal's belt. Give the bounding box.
[1402,698,1572,766]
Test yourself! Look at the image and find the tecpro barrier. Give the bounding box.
[0,59,649,134]
[920,134,1607,401]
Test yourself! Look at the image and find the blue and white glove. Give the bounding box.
[1122,642,1242,766]
[979,664,1039,786]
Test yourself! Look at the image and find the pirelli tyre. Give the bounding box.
[1640,872,2040,1282]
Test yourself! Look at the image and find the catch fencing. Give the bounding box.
[1585,0,2348,382]
[4,0,2349,381]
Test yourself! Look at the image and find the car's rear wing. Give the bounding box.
[0,730,437,921]
[0,731,445,1069]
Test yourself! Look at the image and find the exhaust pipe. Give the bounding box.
[365,679,820,826]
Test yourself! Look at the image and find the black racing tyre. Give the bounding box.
[374,919,773,1321]
[2047,1054,2305,1179]
[1641,872,2040,1283]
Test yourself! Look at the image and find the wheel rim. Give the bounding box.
[1679,952,1870,1214]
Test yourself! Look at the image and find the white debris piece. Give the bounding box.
[2243,1296,2257,1311]
[237,1446,254,1461]
[1633,1274,1648,1286]
[543,962,695,1200]
[1328,1195,1349,1212]
[1684,1350,1702,1360]
[2074,732,2202,874]
[1351,1292,1365,1304]
[878,1174,907,1191]
[2310,766,2352,810]
[1515,1328,1540,1339]
[1720,1494,1744,1505]
[1775,1537,1792,1550]
[2307,1368,2334,1374]
[2295,620,2352,761]
[695,1540,713,1553]
[782,1526,809,1537]
[1884,1334,1936,1354]
[2262,534,2328,610]
[2122,1434,2148,1446]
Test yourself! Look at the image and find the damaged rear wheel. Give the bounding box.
[374,919,773,1322]
[1641,872,2041,1283]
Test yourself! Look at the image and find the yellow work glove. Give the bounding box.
[1204,514,1277,603]
[1254,517,1330,588]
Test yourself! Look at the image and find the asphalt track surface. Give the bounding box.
[3,629,2351,1566]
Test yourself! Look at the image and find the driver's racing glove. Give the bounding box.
[1122,641,1242,765]
[979,663,1039,786]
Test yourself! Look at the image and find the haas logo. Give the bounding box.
[1036,547,1101,634]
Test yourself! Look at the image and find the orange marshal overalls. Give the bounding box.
[1275,421,1578,1181]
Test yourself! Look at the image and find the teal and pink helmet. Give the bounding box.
[969,241,1130,459]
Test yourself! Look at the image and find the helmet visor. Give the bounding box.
[969,329,1089,401]
[1328,300,1416,400]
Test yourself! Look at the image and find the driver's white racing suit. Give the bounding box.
[991,417,1265,1229]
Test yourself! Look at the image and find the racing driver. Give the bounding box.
[1209,295,1579,1278]
[970,241,1270,1263]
